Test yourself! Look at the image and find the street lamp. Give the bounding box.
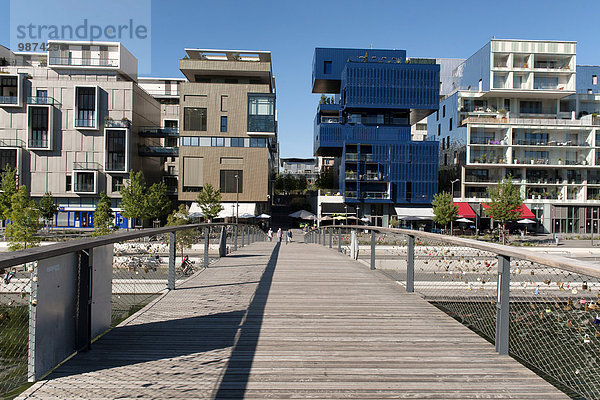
[235,174,239,224]
[344,204,348,226]
[356,205,361,225]
[450,179,459,236]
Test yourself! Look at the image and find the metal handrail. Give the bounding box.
[311,225,600,279]
[0,223,257,271]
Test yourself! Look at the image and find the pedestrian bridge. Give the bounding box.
[11,234,574,399]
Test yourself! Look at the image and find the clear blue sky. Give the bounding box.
[1,0,597,158]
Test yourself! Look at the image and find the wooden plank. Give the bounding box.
[16,241,568,399]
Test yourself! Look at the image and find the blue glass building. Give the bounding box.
[312,48,440,226]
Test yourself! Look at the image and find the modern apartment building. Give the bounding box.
[313,48,440,226]
[280,157,318,186]
[429,39,600,234]
[179,49,278,218]
[0,40,167,228]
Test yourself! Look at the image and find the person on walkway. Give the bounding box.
[286,230,292,244]
[267,228,273,242]
[277,228,282,242]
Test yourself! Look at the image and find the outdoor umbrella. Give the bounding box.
[517,219,536,224]
[289,210,316,220]
[456,218,473,223]
[320,216,333,221]
[257,213,271,219]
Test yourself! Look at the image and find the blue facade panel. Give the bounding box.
[576,65,600,94]
[313,48,406,93]
[342,63,440,110]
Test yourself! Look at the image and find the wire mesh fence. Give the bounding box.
[0,262,33,399]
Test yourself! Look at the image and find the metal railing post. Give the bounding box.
[406,235,414,292]
[203,227,209,268]
[329,228,332,248]
[338,228,342,252]
[370,230,376,270]
[168,232,176,290]
[241,225,245,248]
[234,225,238,251]
[495,254,511,355]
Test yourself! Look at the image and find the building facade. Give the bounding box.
[178,49,278,218]
[429,39,600,234]
[313,48,440,226]
[279,157,318,185]
[0,40,167,228]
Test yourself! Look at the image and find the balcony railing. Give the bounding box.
[345,172,357,180]
[0,96,18,104]
[462,116,600,126]
[28,138,48,149]
[73,162,101,171]
[138,146,179,157]
[362,192,389,200]
[105,119,131,128]
[0,138,24,148]
[49,57,119,67]
[345,153,358,161]
[75,118,96,128]
[138,127,179,137]
[344,191,358,198]
[27,97,56,105]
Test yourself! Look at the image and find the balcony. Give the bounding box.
[362,192,390,200]
[344,191,358,199]
[0,96,18,105]
[362,172,385,181]
[138,146,178,157]
[105,119,131,128]
[138,127,179,137]
[73,162,101,171]
[75,119,96,128]
[48,57,119,67]
[462,116,600,127]
[470,137,506,145]
[345,171,357,180]
[345,153,359,161]
[27,96,57,105]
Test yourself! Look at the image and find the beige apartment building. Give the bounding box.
[178,49,278,217]
[0,40,164,228]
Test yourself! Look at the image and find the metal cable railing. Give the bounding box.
[0,223,264,399]
[307,225,600,399]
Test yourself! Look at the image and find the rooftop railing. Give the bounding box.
[306,225,600,399]
[48,57,119,67]
[0,223,264,398]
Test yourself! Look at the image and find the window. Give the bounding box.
[520,101,542,114]
[442,105,446,118]
[436,111,439,121]
[28,106,49,148]
[0,76,18,104]
[75,87,96,128]
[231,137,245,147]
[324,61,332,74]
[105,129,126,171]
[449,118,453,131]
[221,95,228,112]
[220,170,243,193]
[211,137,225,147]
[112,176,124,192]
[74,171,95,193]
[0,149,17,172]
[593,75,598,85]
[220,116,228,132]
[36,89,47,102]
[249,138,266,148]
[183,157,204,192]
[504,98,510,112]
[248,94,275,132]
[184,107,207,131]
[66,175,72,191]
[437,124,440,136]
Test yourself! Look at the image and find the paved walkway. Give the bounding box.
[17,241,567,399]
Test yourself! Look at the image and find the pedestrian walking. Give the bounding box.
[267,228,273,242]
[286,230,292,244]
[277,228,282,242]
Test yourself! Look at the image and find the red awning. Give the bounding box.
[481,203,535,219]
[454,202,476,219]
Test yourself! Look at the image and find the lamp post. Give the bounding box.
[356,205,361,225]
[450,179,459,235]
[344,204,348,226]
[235,174,239,224]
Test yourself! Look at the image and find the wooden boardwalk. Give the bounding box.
[17,240,567,399]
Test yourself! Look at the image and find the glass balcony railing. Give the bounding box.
[362,192,389,200]
[105,119,131,128]
[0,96,18,104]
[138,127,179,136]
[28,138,48,149]
[470,137,504,145]
[73,162,101,171]
[27,96,55,105]
[247,114,275,133]
[75,118,96,128]
[345,153,359,161]
[344,191,358,199]
[49,57,119,67]
[345,172,357,180]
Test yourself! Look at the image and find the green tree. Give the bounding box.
[486,177,523,244]
[283,174,296,194]
[93,192,114,236]
[166,204,195,257]
[0,165,18,221]
[120,170,147,228]
[38,192,59,230]
[274,174,285,193]
[196,184,223,222]
[315,168,335,190]
[432,192,458,233]
[145,182,171,226]
[6,186,41,250]
[296,175,308,192]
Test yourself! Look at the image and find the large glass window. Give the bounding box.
[231,137,244,147]
[0,76,18,104]
[75,87,96,127]
[249,138,266,148]
[106,129,126,171]
[248,94,275,132]
[220,170,243,193]
[220,116,228,132]
[184,107,207,131]
[74,172,95,193]
[29,106,49,148]
[0,149,17,172]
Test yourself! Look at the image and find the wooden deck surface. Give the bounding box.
[17,240,568,399]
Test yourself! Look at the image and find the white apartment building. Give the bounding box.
[430,39,600,234]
